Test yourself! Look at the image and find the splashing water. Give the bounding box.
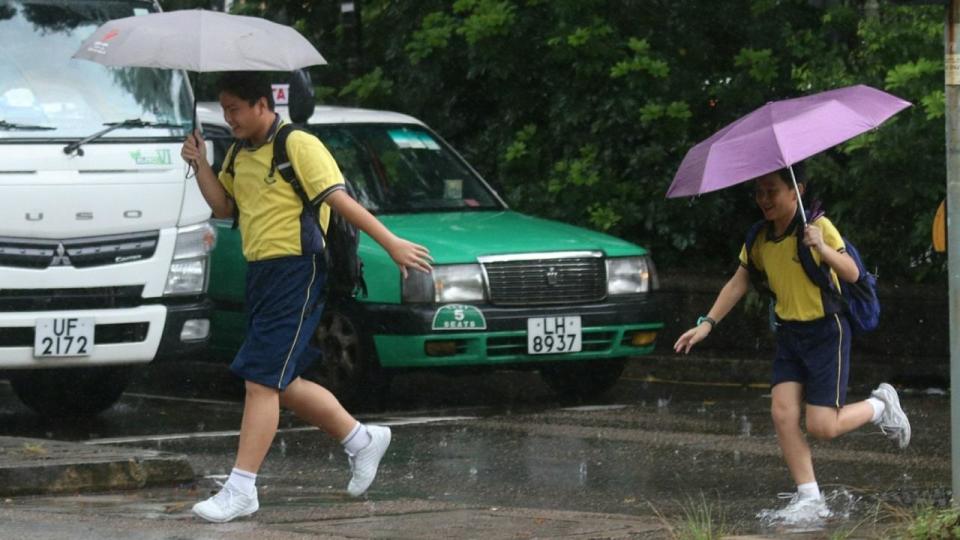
[756,488,861,530]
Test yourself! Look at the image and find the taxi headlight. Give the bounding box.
[606,256,658,295]
[402,264,485,303]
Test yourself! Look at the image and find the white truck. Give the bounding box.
[0,0,214,417]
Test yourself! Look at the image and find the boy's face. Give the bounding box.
[754,173,799,223]
[219,91,270,141]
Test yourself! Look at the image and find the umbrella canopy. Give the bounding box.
[667,84,911,199]
[72,9,326,72]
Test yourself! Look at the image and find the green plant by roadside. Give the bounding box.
[651,493,735,540]
[902,506,960,540]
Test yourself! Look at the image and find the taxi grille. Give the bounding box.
[0,231,159,269]
[481,254,607,306]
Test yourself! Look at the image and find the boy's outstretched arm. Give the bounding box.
[674,265,750,354]
[325,190,433,278]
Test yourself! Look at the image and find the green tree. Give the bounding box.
[187,0,947,281]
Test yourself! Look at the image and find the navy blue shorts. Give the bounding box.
[772,313,851,408]
[231,254,326,390]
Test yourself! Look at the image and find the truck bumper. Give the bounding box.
[0,298,211,369]
[355,296,662,368]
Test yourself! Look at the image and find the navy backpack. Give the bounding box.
[744,207,880,334]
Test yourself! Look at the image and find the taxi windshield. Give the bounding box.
[310,123,503,214]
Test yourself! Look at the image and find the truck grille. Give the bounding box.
[480,252,607,306]
[0,286,144,312]
[0,231,159,269]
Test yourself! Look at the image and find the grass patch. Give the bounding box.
[899,505,960,539]
[651,492,735,540]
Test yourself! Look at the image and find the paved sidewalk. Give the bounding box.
[0,436,193,497]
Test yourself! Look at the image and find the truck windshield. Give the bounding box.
[311,124,503,214]
[0,0,191,140]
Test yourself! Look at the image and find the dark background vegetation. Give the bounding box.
[163,0,947,282]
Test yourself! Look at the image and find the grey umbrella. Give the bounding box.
[72,9,326,72]
[72,9,326,171]
[73,9,325,127]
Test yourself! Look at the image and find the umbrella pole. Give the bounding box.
[788,165,807,226]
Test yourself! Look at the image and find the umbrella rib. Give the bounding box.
[765,105,791,168]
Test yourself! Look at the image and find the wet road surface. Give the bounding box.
[0,360,950,538]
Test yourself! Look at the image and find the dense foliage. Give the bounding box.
[175,0,946,281]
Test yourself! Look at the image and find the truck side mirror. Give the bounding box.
[288,69,316,125]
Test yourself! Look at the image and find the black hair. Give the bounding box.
[774,161,806,188]
[216,71,275,110]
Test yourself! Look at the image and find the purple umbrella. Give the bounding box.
[667,84,910,223]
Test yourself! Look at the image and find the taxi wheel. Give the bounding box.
[9,366,131,419]
[310,309,390,408]
[539,358,626,400]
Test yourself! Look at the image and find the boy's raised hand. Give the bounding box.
[180,129,208,165]
[802,224,824,252]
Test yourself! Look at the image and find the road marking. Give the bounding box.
[560,405,627,412]
[123,392,240,406]
[621,375,771,389]
[84,416,476,445]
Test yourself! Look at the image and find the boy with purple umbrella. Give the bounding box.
[673,164,909,524]
[668,85,912,525]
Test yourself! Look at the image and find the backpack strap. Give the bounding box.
[744,219,774,298]
[273,124,314,212]
[222,141,240,230]
[794,213,846,316]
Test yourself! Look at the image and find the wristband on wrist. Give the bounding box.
[696,315,717,328]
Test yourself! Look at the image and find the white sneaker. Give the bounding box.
[871,382,911,449]
[347,425,391,497]
[192,483,259,523]
[757,493,831,526]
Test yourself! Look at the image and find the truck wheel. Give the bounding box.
[539,358,626,400]
[309,309,389,408]
[9,366,132,419]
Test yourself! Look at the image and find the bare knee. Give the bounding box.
[771,401,800,430]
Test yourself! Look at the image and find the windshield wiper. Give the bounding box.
[63,118,185,156]
[0,120,55,131]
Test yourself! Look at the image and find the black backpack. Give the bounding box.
[225,124,367,300]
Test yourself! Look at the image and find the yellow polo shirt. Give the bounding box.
[739,217,845,321]
[219,120,345,262]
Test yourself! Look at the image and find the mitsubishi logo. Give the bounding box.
[545,267,559,286]
[50,243,72,267]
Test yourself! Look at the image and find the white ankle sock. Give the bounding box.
[226,467,257,495]
[867,397,886,423]
[797,481,820,500]
[341,422,372,456]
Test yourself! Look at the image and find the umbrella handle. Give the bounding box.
[788,165,807,227]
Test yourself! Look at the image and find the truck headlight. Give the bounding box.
[164,222,216,296]
[606,255,658,295]
[402,264,485,303]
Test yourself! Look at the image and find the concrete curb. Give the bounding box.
[0,436,194,497]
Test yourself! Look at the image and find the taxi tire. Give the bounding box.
[9,366,132,419]
[309,308,390,409]
[539,358,626,400]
